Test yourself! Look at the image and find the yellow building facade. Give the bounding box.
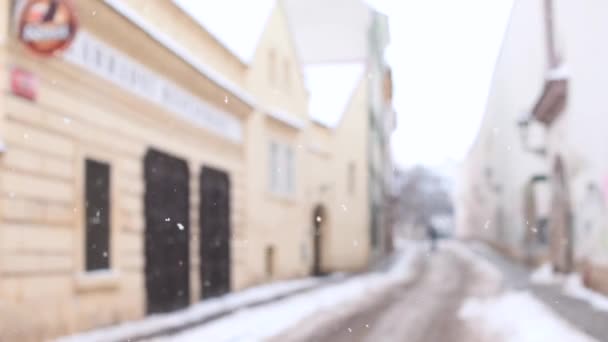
[0,0,377,340]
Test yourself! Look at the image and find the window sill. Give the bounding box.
[266,191,297,205]
[74,270,121,293]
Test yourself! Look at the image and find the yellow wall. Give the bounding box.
[243,3,311,283]
[0,0,373,340]
[0,0,250,340]
[325,77,371,271]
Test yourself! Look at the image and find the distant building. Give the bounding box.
[285,0,397,261]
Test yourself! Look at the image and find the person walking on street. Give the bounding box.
[427,221,439,252]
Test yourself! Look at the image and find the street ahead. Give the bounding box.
[148,241,602,342]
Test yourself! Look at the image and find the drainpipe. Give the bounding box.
[544,0,558,68]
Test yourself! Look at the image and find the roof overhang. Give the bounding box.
[532,65,569,126]
[103,0,256,110]
[265,108,307,130]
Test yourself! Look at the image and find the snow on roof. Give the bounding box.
[547,63,569,81]
[304,62,366,128]
[173,0,276,64]
[104,0,256,107]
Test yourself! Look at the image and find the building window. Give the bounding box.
[268,49,277,85]
[348,162,356,195]
[269,142,279,192]
[85,159,111,271]
[286,147,294,193]
[269,141,295,195]
[283,59,291,90]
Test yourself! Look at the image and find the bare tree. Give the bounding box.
[393,166,453,227]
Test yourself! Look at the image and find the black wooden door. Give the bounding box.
[200,166,231,299]
[144,149,190,314]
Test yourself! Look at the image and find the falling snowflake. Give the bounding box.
[341,204,348,212]
[63,117,71,124]
[177,223,184,230]
[347,328,352,333]
[365,324,369,328]
[484,220,491,229]
[316,216,322,223]
[165,217,171,222]
[224,95,229,104]
[91,10,97,16]
[102,251,108,258]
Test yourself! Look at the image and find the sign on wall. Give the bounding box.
[17,0,78,56]
[62,30,242,142]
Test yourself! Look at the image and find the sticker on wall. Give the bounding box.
[17,0,78,56]
[10,68,38,101]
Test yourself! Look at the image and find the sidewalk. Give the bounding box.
[149,243,424,341]
[56,247,411,342]
[469,241,608,342]
[56,276,343,342]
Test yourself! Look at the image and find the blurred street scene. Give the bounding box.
[1,0,608,341]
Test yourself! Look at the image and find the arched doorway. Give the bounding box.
[523,175,549,264]
[549,157,573,273]
[312,205,326,276]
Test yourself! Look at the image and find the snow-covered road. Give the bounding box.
[144,241,597,342]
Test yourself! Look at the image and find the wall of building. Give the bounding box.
[0,0,386,340]
[0,0,250,340]
[459,0,608,290]
[242,3,311,283]
[323,76,371,271]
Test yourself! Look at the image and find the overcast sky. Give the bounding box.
[369,0,514,168]
[177,0,514,170]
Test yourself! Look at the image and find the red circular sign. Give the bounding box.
[18,0,78,56]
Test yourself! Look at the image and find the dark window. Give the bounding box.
[85,159,111,271]
[348,162,356,195]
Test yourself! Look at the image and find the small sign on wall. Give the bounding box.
[11,67,38,101]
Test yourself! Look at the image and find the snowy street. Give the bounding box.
[276,242,494,342]
[142,241,600,342]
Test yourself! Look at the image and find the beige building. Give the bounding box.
[0,0,392,340]
[285,0,396,261]
[458,0,608,294]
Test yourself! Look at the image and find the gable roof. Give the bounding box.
[283,0,372,64]
[304,62,366,128]
[172,0,276,64]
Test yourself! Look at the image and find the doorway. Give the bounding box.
[312,205,326,276]
[550,157,573,273]
[144,149,190,314]
[199,166,231,299]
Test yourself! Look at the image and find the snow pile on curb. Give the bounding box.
[161,242,424,341]
[530,263,563,285]
[57,278,324,342]
[530,263,608,312]
[459,291,597,342]
[563,274,608,312]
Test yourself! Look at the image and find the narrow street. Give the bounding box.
[299,247,486,342]
[70,241,602,342]
[268,243,502,342]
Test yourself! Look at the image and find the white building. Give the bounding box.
[457,0,608,293]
